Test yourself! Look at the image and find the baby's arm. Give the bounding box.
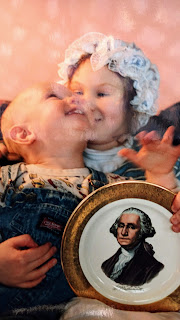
[119,126,180,190]
[0,234,57,288]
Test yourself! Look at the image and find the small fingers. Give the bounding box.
[142,131,160,144]
[162,126,174,144]
[135,131,147,141]
[136,131,161,147]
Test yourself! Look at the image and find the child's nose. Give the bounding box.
[85,100,96,111]
[82,99,103,122]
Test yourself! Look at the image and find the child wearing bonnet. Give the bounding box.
[57,32,180,179]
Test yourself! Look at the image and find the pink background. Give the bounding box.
[0,0,179,112]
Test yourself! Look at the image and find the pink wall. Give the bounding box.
[0,0,179,112]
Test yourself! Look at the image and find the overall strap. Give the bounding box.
[88,167,109,193]
[1,162,24,187]
[1,163,25,203]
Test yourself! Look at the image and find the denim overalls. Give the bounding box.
[0,164,108,313]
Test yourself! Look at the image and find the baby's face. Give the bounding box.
[17,82,93,145]
[69,59,128,150]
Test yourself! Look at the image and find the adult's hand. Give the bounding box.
[171,192,180,232]
[0,234,57,288]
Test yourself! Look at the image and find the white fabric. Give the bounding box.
[83,137,132,173]
[61,297,180,320]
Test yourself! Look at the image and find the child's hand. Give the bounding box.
[119,126,180,174]
[119,126,180,189]
[170,192,180,232]
[0,234,57,288]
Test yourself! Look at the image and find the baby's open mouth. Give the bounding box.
[65,108,85,115]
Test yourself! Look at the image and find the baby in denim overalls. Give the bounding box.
[0,82,179,313]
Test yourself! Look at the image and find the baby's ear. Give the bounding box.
[9,125,36,145]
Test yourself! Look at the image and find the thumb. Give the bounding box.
[118,148,138,162]
[8,234,38,249]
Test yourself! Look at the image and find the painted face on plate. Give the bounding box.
[117,213,141,249]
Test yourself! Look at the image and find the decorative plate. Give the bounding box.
[61,181,180,312]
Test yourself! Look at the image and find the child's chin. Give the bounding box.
[84,130,97,142]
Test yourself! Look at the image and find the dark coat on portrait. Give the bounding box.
[101,242,164,286]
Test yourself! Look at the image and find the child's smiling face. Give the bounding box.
[3,83,93,154]
[33,83,92,143]
[69,59,129,150]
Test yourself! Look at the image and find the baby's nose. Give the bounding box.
[66,95,86,107]
[53,83,72,99]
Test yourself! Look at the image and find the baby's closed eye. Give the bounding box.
[48,94,58,99]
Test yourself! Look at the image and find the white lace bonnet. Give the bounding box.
[57,32,160,131]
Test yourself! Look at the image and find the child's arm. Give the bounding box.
[119,126,180,190]
[0,235,57,287]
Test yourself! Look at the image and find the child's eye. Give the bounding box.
[74,91,83,95]
[71,88,83,95]
[97,92,109,97]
